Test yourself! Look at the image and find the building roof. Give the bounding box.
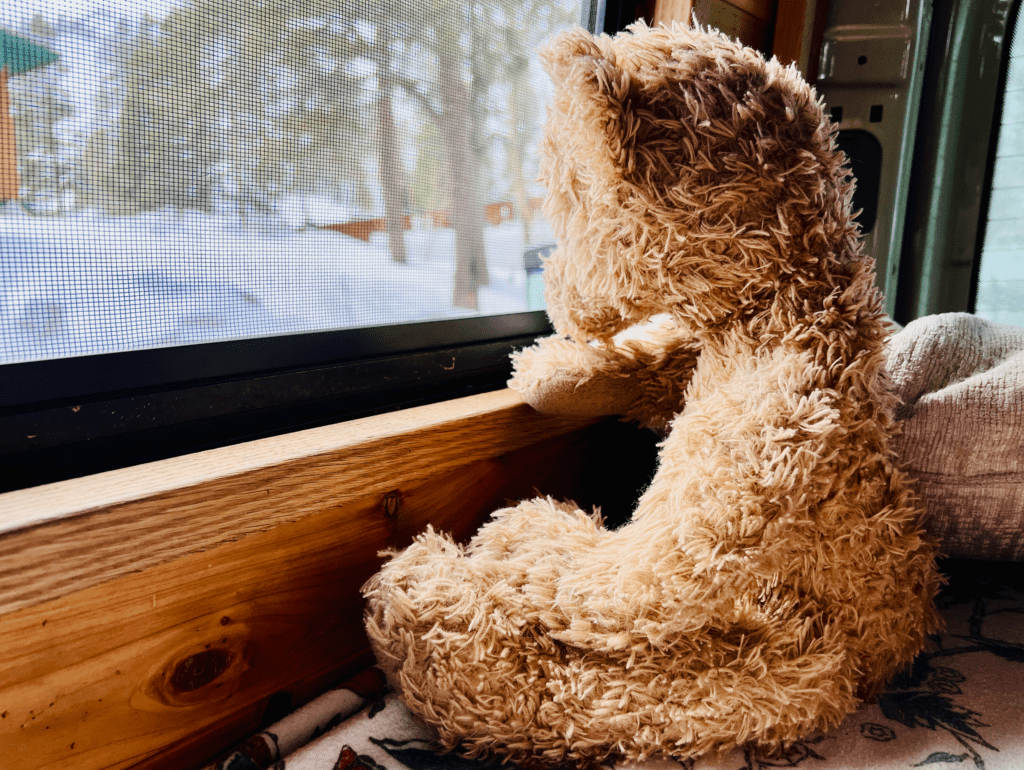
[0,29,59,75]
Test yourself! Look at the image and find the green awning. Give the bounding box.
[1,29,59,75]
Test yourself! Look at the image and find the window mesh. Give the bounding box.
[0,0,580,364]
[977,19,1024,327]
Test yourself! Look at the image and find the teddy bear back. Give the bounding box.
[537,22,875,352]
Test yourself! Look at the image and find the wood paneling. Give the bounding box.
[772,0,809,66]
[1,66,19,201]
[658,0,822,78]
[0,390,661,770]
[771,0,827,80]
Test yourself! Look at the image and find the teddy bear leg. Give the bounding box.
[365,490,875,765]
[363,497,613,764]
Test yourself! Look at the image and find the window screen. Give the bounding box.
[977,18,1024,327]
[0,0,582,365]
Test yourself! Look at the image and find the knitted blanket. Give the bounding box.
[889,314,1024,561]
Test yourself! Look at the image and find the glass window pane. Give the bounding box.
[0,0,581,364]
[977,25,1024,326]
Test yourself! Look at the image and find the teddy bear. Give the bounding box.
[362,21,941,768]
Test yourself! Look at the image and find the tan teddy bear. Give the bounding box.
[363,21,941,767]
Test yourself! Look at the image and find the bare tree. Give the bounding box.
[368,16,408,263]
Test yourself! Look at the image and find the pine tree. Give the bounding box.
[159,8,219,212]
[153,0,372,224]
[375,0,490,307]
[495,0,571,246]
[411,120,446,213]
[82,15,136,214]
[273,6,371,221]
[369,14,409,263]
[75,0,572,288]
[118,17,173,213]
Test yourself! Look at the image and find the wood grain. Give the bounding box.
[0,390,598,615]
[0,419,644,770]
[771,0,825,79]
[652,0,694,26]
[693,0,773,51]
[771,0,808,68]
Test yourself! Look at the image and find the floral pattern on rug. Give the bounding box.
[204,572,1024,770]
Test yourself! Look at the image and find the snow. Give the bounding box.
[0,208,556,364]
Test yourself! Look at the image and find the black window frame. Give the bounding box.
[0,316,551,491]
[0,0,648,493]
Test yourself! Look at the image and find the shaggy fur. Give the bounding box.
[363,22,941,767]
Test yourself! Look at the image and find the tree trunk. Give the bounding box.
[226,26,261,224]
[437,50,488,310]
[508,75,533,247]
[377,87,407,264]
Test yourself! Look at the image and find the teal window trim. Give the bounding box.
[895,0,1020,323]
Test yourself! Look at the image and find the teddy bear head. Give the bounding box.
[537,23,863,343]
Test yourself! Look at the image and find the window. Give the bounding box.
[0,0,600,491]
[975,4,1024,328]
[894,0,1021,325]
[1,0,588,363]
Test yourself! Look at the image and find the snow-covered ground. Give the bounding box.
[0,208,555,364]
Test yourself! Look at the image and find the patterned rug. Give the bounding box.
[203,562,1024,770]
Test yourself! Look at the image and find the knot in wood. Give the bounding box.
[171,649,231,693]
[383,490,401,519]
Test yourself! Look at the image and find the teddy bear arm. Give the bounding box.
[616,340,701,430]
[510,330,701,427]
[508,334,643,418]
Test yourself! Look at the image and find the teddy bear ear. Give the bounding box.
[539,28,633,164]
[538,27,608,77]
